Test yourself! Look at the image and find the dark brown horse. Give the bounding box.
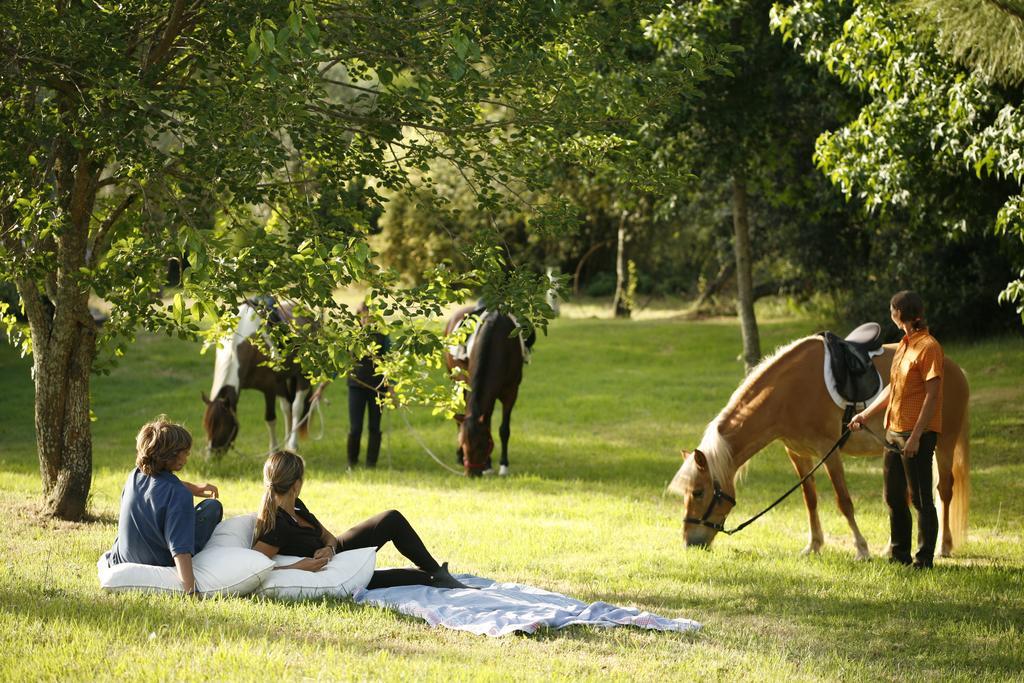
[443,305,529,476]
[202,302,317,455]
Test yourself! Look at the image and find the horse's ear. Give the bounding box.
[201,391,211,406]
[693,450,709,472]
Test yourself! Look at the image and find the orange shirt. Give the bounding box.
[886,328,943,433]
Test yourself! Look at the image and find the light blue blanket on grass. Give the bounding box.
[352,574,702,637]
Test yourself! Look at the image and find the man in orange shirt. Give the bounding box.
[850,291,943,568]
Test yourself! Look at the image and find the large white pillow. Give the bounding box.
[97,545,275,597]
[255,547,376,601]
[204,513,257,550]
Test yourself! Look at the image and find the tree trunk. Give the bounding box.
[612,212,631,318]
[732,173,761,371]
[21,140,100,520]
[693,260,736,310]
[31,314,97,519]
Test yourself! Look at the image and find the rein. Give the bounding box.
[687,426,862,536]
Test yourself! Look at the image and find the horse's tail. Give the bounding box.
[950,407,970,548]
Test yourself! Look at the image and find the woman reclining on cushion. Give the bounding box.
[251,450,471,590]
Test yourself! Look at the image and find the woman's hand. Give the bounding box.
[292,557,328,572]
[903,433,920,458]
[313,545,336,562]
[848,413,867,431]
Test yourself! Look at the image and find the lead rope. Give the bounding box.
[722,421,891,535]
[722,428,852,535]
[397,407,465,476]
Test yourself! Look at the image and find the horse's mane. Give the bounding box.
[467,312,498,416]
[698,335,818,483]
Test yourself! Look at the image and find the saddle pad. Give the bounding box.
[821,338,884,409]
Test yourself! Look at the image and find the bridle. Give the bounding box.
[683,480,736,533]
[207,403,239,455]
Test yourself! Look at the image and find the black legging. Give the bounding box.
[348,386,382,437]
[335,509,441,589]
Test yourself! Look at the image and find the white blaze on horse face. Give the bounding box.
[678,457,720,547]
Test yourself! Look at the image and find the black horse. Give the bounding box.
[444,305,532,476]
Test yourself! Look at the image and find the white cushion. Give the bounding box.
[97,545,275,597]
[204,513,257,549]
[255,547,376,600]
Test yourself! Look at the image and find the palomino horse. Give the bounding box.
[669,335,970,559]
[202,302,317,455]
[443,305,530,476]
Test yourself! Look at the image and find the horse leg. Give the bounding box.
[786,447,824,556]
[935,436,955,557]
[823,454,871,560]
[286,387,308,451]
[278,396,293,451]
[264,392,279,452]
[497,403,513,477]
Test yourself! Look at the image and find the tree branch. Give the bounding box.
[144,0,189,72]
[87,193,138,268]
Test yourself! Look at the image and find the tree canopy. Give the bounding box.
[773,0,1024,324]
[0,0,715,518]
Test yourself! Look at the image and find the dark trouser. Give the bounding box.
[194,499,224,554]
[883,431,939,565]
[348,386,383,466]
[335,509,441,589]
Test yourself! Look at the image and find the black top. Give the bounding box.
[256,498,325,557]
[347,332,391,390]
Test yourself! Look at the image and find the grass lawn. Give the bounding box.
[1,310,1022,681]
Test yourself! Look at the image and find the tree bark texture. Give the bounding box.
[612,213,631,318]
[20,139,100,520]
[732,173,761,372]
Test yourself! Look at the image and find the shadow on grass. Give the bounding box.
[590,555,1024,677]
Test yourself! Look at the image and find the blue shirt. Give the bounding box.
[109,469,195,566]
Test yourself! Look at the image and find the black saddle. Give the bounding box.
[820,322,884,404]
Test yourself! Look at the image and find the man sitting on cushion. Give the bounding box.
[107,416,222,595]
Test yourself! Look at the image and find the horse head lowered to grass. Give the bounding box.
[443,304,534,477]
[669,328,970,559]
[202,300,320,456]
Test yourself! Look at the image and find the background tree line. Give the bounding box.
[378,0,1024,358]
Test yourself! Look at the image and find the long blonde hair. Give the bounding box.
[254,450,305,543]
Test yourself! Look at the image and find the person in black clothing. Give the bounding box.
[347,302,390,469]
[251,450,471,589]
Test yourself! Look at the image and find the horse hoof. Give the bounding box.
[498,465,509,476]
[855,550,871,562]
[481,468,494,476]
[799,545,821,557]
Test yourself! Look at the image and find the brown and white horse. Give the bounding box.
[202,302,317,455]
[669,335,970,559]
[443,304,529,477]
